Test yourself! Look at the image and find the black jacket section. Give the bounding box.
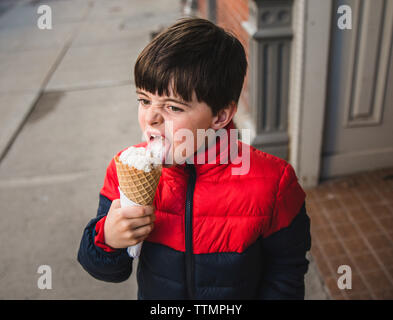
[259,202,312,299]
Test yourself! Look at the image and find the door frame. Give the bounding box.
[290,0,333,188]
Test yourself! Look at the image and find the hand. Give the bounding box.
[103,199,156,249]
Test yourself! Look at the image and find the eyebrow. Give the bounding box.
[136,90,191,107]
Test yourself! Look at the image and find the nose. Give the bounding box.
[145,105,164,127]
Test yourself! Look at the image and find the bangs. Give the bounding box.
[134,60,197,104]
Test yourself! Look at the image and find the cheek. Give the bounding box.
[172,126,200,156]
[171,117,208,148]
[138,107,145,130]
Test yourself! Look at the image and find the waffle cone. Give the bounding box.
[114,156,162,206]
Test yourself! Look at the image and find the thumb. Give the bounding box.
[111,198,121,209]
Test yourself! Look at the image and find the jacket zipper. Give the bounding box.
[185,163,196,299]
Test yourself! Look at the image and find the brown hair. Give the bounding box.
[134,17,247,116]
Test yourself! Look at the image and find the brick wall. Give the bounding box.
[198,0,207,17]
[197,0,250,113]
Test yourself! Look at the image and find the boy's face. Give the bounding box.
[137,87,227,167]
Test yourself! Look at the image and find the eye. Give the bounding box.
[137,98,150,106]
[168,105,184,112]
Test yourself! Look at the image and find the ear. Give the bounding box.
[210,101,238,130]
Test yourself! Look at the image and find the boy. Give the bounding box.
[77,17,311,299]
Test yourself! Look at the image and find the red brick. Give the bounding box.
[358,189,383,204]
[320,240,347,259]
[320,198,344,211]
[335,223,361,240]
[347,206,372,221]
[311,224,336,244]
[324,209,351,225]
[198,0,207,18]
[345,290,374,300]
[365,233,392,252]
[356,218,383,235]
[342,236,369,257]
[375,248,393,270]
[373,289,393,300]
[378,216,393,234]
[350,272,369,292]
[363,269,393,294]
[341,195,365,210]
[370,203,393,219]
[351,253,381,274]
[310,212,329,230]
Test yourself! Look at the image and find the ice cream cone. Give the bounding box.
[114,156,161,205]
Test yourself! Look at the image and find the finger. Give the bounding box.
[121,205,154,219]
[134,233,151,243]
[129,215,155,230]
[131,223,154,239]
[120,206,144,219]
[127,233,149,247]
[142,205,154,216]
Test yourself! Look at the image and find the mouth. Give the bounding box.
[149,133,165,142]
[145,131,171,163]
[144,129,165,142]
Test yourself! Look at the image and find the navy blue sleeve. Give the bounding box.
[77,194,133,283]
[259,201,312,299]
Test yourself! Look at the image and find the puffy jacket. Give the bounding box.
[77,122,312,299]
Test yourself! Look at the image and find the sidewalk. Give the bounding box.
[0,0,182,300]
[0,0,327,299]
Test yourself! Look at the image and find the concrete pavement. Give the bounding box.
[0,0,328,299]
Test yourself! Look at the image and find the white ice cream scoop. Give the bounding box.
[119,145,162,172]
